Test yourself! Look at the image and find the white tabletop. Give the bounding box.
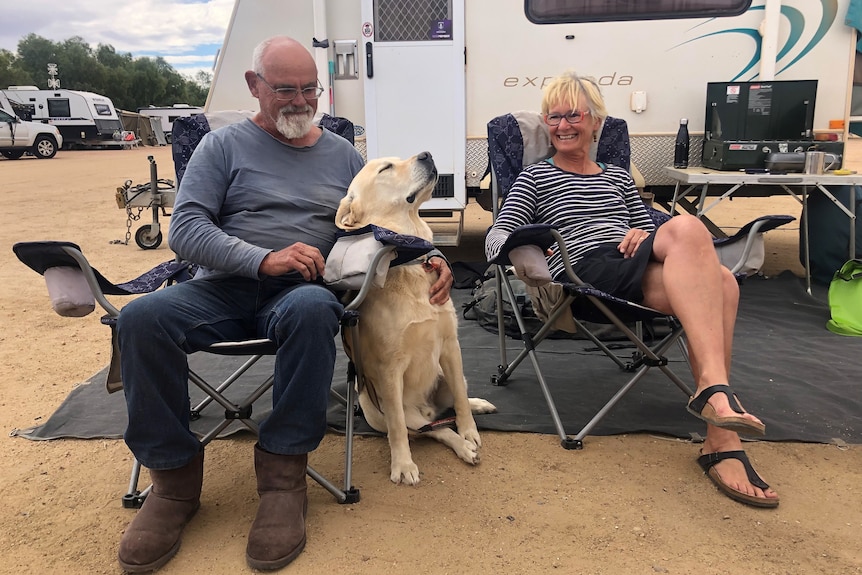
[662,167,862,187]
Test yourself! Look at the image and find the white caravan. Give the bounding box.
[137,104,205,141]
[1,86,124,148]
[207,0,856,241]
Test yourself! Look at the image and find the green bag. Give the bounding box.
[826,259,862,337]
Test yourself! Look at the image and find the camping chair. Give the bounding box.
[12,230,433,507]
[485,111,795,449]
[12,112,376,507]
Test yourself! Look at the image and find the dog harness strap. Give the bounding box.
[418,416,457,433]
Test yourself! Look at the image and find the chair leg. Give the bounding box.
[572,325,693,442]
[525,345,582,450]
[340,367,360,502]
[123,458,149,509]
[123,353,360,507]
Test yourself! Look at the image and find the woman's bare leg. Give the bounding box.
[639,215,777,504]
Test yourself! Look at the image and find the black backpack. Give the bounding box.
[462,269,548,339]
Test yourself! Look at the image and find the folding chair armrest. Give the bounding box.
[507,245,552,287]
[491,224,566,287]
[713,214,796,275]
[14,241,191,318]
[57,246,122,318]
[491,224,557,265]
[539,228,595,288]
[13,241,122,318]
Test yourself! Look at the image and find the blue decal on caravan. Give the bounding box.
[671,0,838,81]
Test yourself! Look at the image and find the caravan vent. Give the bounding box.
[432,174,454,198]
[375,0,451,42]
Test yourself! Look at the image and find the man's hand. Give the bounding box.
[618,228,650,259]
[259,243,325,280]
[423,256,453,305]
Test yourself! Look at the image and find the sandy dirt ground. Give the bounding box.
[1,144,861,575]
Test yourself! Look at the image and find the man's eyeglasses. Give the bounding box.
[545,110,590,126]
[256,73,324,101]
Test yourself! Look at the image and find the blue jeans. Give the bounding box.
[116,275,343,469]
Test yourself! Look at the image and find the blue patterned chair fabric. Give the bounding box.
[597,116,631,173]
[171,115,212,188]
[318,113,355,145]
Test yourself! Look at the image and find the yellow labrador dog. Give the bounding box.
[336,151,496,485]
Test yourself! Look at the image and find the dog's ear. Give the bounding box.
[336,192,363,230]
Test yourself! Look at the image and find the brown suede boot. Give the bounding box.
[246,444,308,570]
[118,451,203,573]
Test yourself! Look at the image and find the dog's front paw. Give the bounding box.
[469,397,497,414]
[453,436,481,465]
[391,461,421,485]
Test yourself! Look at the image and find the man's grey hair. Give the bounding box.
[251,37,278,75]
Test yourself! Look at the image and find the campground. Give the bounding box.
[0,144,860,574]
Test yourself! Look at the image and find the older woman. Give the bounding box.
[485,71,779,508]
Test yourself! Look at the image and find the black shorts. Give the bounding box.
[562,232,657,303]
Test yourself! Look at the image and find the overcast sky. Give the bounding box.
[0,0,233,80]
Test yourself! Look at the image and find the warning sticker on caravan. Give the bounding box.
[430,19,452,40]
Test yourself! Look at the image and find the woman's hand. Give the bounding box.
[618,228,650,259]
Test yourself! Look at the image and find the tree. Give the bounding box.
[7,34,209,109]
[193,70,213,90]
[15,34,59,88]
[0,49,33,89]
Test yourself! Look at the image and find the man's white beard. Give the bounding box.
[276,105,314,139]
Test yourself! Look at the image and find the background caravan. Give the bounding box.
[137,104,205,142]
[1,86,123,148]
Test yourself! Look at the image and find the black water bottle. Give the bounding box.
[673,118,690,169]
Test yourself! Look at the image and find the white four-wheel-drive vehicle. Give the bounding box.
[0,108,63,159]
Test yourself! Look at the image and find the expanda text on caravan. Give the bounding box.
[503,74,634,88]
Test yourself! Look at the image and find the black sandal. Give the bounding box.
[686,385,765,436]
[697,450,779,508]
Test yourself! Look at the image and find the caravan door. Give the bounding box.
[360,0,466,214]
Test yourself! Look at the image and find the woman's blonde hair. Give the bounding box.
[541,71,607,125]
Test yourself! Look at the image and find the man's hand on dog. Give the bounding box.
[260,243,325,281]
[424,256,453,305]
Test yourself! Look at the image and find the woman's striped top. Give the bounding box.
[485,161,655,280]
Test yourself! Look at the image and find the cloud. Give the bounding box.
[0,0,233,77]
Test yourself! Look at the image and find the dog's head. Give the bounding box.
[336,152,438,232]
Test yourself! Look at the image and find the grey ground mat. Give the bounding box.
[13,271,861,444]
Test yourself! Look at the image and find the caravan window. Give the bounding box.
[94,103,112,116]
[525,0,751,24]
[46,99,71,119]
[374,0,452,41]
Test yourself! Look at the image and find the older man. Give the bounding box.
[116,36,451,572]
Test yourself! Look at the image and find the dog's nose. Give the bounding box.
[418,151,433,162]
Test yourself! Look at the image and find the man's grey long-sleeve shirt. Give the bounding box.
[169,119,365,280]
